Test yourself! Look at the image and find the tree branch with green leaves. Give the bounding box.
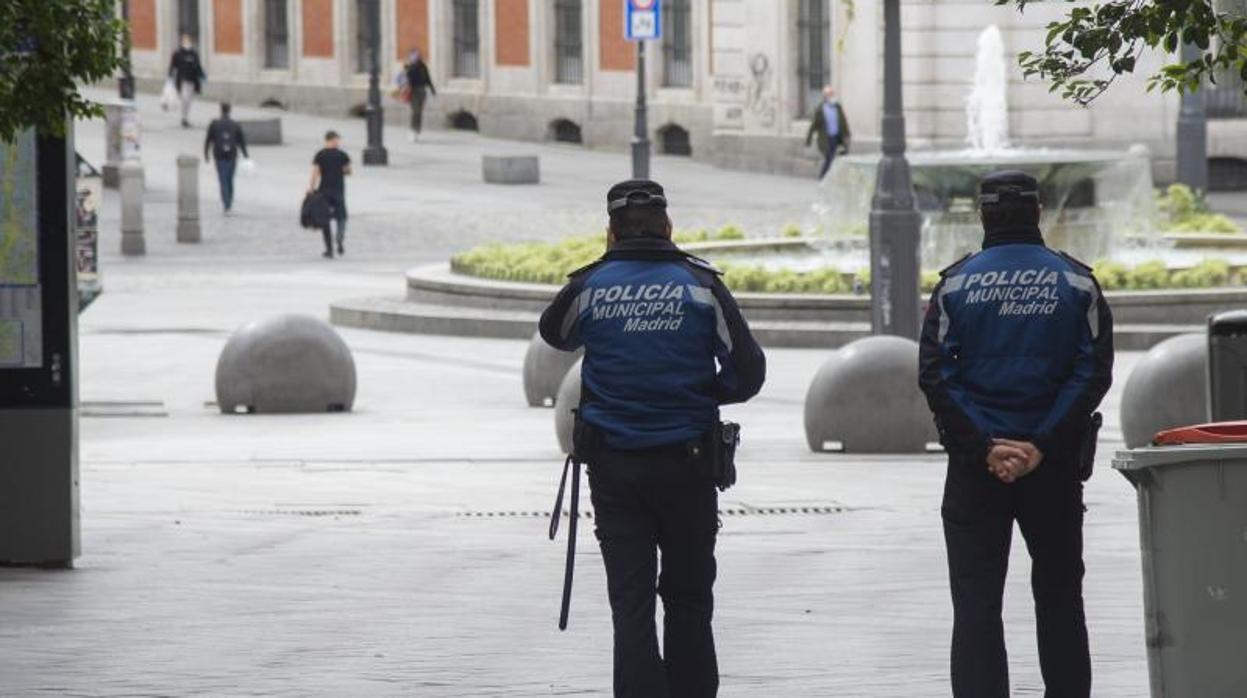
[0,0,126,141]
[998,0,1247,104]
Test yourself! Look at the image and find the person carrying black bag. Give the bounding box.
[307,131,351,258]
[539,180,766,698]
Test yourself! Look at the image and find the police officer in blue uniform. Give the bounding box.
[919,171,1114,698]
[539,180,766,698]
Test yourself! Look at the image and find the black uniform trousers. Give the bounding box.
[942,449,1090,698]
[588,445,719,698]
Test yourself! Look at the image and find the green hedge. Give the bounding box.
[1157,184,1243,235]
[452,233,1243,293]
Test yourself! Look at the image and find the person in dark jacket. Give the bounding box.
[203,102,249,213]
[403,49,436,141]
[539,180,766,698]
[307,131,352,258]
[169,34,206,128]
[919,171,1114,698]
[805,85,851,179]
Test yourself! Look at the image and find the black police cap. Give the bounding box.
[607,180,667,214]
[979,170,1040,206]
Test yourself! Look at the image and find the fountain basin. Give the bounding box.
[819,149,1158,270]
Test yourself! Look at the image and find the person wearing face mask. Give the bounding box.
[169,34,206,128]
[402,48,436,142]
[539,180,766,698]
[919,170,1114,698]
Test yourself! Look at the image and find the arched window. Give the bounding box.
[659,124,692,156]
[449,111,480,131]
[550,119,583,144]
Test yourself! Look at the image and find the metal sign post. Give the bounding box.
[626,0,660,180]
[868,0,922,339]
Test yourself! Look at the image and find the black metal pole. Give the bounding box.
[118,0,135,100]
[867,0,922,339]
[1176,41,1208,191]
[631,41,650,179]
[362,0,388,166]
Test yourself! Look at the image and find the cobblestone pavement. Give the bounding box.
[0,96,1154,696]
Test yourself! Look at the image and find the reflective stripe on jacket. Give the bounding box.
[539,237,766,450]
[918,241,1114,459]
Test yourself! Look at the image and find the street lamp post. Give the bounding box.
[118,0,135,100]
[868,0,922,339]
[362,0,388,166]
[631,41,651,179]
[1175,41,1208,192]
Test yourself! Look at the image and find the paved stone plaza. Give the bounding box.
[0,94,1169,696]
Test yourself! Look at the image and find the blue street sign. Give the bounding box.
[625,0,661,42]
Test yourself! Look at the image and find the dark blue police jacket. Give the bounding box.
[539,237,766,450]
[918,237,1114,459]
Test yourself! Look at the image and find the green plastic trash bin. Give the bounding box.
[1113,422,1247,698]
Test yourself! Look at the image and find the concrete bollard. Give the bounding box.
[523,331,583,407]
[554,359,582,454]
[215,314,357,414]
[483,155,540,184]
[804,335,940,453]
[119,160,145,256]
[176,154,201,243]
[1120,333,1208,448]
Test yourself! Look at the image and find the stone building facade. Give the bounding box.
[125,0,1247,183]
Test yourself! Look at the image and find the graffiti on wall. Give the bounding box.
[745,53,776,128]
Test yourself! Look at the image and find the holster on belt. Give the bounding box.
[708,421,741,492]
[1077,412,1103,481]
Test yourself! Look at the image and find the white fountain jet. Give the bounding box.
[965,25,1010,153]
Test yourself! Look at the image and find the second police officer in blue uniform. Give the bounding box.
[540,180,766,698]
[919,171,1114,698]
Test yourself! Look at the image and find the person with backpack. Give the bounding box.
[203,103,249,213]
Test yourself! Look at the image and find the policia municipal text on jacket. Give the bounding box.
[918,170,1114,698]
[539,180,766,698]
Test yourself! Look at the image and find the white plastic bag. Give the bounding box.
[160,79,177,111]
[238,158,257,177]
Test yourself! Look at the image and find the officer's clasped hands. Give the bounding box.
[987,439,1044,483]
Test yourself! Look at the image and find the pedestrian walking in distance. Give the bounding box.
[805,85,851,179]
[307,131,352,259]
[539,180,766,698]
[403,49,436,141]
[169,34,206,128]
[203,103,249,213]
[919,170,1114,698]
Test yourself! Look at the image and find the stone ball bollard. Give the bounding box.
[1120,333,1208,448]
[215,314,357,414]
[554,359,582,454]
[804,335,939,453]
[523,331,583,407]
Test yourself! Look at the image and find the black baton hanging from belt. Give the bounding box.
[549,454,581,631]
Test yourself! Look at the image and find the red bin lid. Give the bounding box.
[1153,421,1247,446]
